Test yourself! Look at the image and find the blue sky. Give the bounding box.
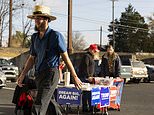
[4,0,154,47]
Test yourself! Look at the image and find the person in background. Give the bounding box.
[100,44,121,115]
[17,5,82,115]
[59,60,65,82]
[100,45,121,78]
[78,44,100,112]
[93,52,101,77]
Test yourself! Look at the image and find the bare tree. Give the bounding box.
[0,0,33,47]
[147,13,154,32]
[0,0,9,46]
[147,14,154,51]
[72,32,87,51]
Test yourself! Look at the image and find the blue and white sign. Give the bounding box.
[100,87,110,107]
[115,81,124,105]
[57,87,81,105]
[91,87,100,106]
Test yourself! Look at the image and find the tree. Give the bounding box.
[10,31,31,48]
[0,0,33,47]
[108,4,150,52]
[72,32,87,51]
[22,19,32,47]
[65,32,87,51]
[0,0,9,46]
[147,14,154,52]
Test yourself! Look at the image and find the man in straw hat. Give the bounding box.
[17,5,82,115]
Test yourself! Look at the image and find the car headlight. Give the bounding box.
[13,67,19,75]
[0,73,6,79]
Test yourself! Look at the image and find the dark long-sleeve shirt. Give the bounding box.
[78,52,95,82]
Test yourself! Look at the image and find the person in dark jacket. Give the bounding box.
[100,45,121,115]
[100,45,121,78]
[78,44,100,112]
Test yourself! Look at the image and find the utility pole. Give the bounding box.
[111,0,117,50]
[22,1,25,33]
[100,26,103,47]
[22,1,25,47]
[67,0,73,55]
[8,0,12,47]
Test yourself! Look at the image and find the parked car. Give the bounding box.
[131,60,148,83]
[145,64,154,82]
[120,58,132,83]
[0,58,19,82]
[0,70,6,88]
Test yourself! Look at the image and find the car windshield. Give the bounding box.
[132,61,145,68]
[121,59,131,65]
[0,59,10,65]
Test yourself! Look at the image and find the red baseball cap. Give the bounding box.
[89,44,100,52]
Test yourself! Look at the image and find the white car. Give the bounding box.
[120,58,132,83]
[0,58,19,82]
[0,70,6,88]
[121,65,132,82]
[120,59,148,83]
[131,60,148,83]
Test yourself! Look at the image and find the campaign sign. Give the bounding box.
[100,87,110,107]
[115,81,124,105]
[57,87,81,105]
[108,79,124,109]
[91,87,100,106]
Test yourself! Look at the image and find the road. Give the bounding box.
[0,82,154,115]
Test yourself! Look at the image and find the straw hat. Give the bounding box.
[27,5,56,21]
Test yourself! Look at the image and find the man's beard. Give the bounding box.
[34,25,39,31]
[34,22,46,32]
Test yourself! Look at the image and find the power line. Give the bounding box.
[53,11,150,32]
[58,29,109,34]
[52,12,108,25]
[115,24,149,32]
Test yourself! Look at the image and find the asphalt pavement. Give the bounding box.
[0,82,154,115]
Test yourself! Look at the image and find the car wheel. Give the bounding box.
[143,77,150,83]
[133,78,141,83]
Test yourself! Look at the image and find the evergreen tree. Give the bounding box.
[108,4,149,53]
[147,14,154,52]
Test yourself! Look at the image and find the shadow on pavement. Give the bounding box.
[0,104,15,115]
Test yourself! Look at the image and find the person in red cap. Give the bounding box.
[78,44,99,112]
[89,44,100,52]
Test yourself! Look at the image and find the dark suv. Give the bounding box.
[146,65,154,82]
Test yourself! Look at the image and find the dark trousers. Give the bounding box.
[15,107,32,115]
[32,68,62,115]
[82,91,92,112]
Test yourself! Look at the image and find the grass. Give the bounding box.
[0,47,29,58]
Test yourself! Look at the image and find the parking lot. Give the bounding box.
[0,81,154,115]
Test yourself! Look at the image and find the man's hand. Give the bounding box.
[17,74,25,87]
[74,77,82,90]
[88,77,94,82]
